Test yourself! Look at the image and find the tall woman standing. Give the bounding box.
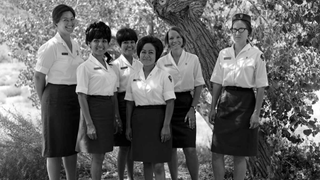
[125,36,175,180]
[34,4,83,180]
[157,27,205,180]
[209,13,268,180]
[76,21,119,180]
[112,27,142,180]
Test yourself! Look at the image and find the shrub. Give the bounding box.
[1,86,22,97]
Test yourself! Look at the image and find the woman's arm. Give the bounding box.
[161,99,175,142]
[126,100,135,141]
[33,71,46,101]
[209,83,222,124]
[185,85,203,129]
[249,87,265,129]
[113,92,122,134]
[78,93,97,139]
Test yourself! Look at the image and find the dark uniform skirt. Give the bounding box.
[76,95,115,154]
[171,91,196,148]
[131,105,172,163]
[211,86,258,156]
[41,83,80,157]
[114,92,131,146]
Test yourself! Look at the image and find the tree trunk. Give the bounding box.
[145,0,273,178]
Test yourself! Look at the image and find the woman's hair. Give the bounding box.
[231,13,252,36]
[52,4,75,25]
[85,21,113,64]
[164,26,186,48]
[136,36,164,62]
[116,28,138,46]
[85,21,112,45]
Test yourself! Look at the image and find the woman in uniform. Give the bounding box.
[157,26,205,180]
[112,27,142,180]
[209,13,268,180]
[75,21,119,180]
[34,4,82,180]
[125,36,175,180]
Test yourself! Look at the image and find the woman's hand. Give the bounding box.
[126,127,132,141]
[184,108,196,129]
[161,125,171,143]
[86,123,97,140]
[249,113,260,129]
[114,117,123,134]
[209,109,217,125]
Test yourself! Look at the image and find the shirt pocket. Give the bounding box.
[241,58,255,75]
[54,53,71,69]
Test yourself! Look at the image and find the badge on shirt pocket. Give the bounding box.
[164,63,173,67]
[133,78,141,81]
[224,57,231,60]
[94,67,102,70]
[121,66,128,70]
[62,52,68,55]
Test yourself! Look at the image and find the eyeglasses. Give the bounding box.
[60,18,76,23]
[230,28,247,33]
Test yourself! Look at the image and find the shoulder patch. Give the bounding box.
[260,54,265,61]
[168,75,172,82]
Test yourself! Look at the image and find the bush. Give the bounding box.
[1,86,22,97]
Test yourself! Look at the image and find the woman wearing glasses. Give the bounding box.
[209,13,268,180]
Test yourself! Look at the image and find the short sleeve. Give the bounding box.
[35,42,56,74]
[76,64,89,94]
[193,56,205,86]
[255,53,269,88]
[162,73,176,101]
[210,52,223,84]
[124,74,134,101]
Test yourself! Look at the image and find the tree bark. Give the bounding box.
[145,0,273,178]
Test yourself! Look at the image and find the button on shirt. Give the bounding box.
[111,55,143,92]
[210,44,268,88]
[157,50,205,92]
[35,32,83,84]
[125,66,176,106]
[76,54,118,96]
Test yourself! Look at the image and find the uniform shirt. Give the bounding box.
[125,66,176,106]
[111,54,143,92]
[35,32,83,84]
[210,44,268,88]
[157,50,205,92]
[76,54,118,96]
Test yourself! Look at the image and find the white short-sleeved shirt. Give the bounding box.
[111,55,143,92]
[125,66,176,106]
[76,54,118,96]
[210,44,268,88]
[157,50,205,92]
[35,32,83,84]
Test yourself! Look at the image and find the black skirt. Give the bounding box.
[76,95,115,154]
[131,105,172,163]
[171,92,196,148]
[114,92,131,146]
[211,87,258,156]
[41,83,80,157]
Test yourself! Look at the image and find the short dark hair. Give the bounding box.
[136,36,164,62]
[231,13,252,35]
[52,4,75,25]
[116,28,138,46]
[164,27,186,48]
[85,21,112,45]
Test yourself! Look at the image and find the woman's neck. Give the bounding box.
[171,48,183,64]
[58,31,71,42]
[234,42,247,57]
[143,64,155,78]
[123,54,133,65]
[93,54,106,67]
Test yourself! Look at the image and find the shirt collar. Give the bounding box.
[231,43,252,55]
[138,65,159,80]
[168,49,186,65]
[119,54,138,67]
[88,54,108,70]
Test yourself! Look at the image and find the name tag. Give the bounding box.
[224,57,232,60]
[120,66,128,70]
[164,63,173,67]
[62,52,68,55]
[133,78,141,81]
[94,67,102,70]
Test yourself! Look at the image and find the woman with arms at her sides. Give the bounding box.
[157,26,205,180]
[33,4,82,180]
[112,27,142,180]
[209,13,268,180]
[75,21,120,180]
[125,36,175,180]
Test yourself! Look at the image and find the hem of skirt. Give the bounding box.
[211,149,257,157]
[113,143,131,147]
[133,158,171,163]
[42,151,78,158]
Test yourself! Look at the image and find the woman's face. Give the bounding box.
[90,38,109,58]
[56,11,76,35]
[140,43,156,67]
[121,40,136,57]
[231,20,249,45]
[168,30,183,50]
